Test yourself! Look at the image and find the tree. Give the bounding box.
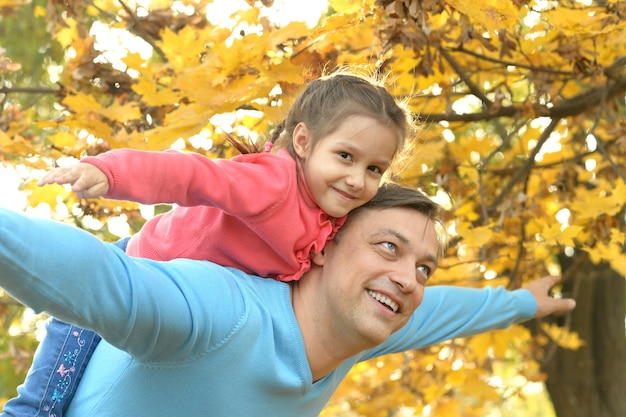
[0,0,624,415]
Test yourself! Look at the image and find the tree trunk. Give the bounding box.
[544,257,625,417]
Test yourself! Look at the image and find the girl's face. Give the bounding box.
[294,114,399,218]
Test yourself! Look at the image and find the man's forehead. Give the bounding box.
[356,207,430,233]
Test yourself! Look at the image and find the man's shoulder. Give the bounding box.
[172,259,289,293]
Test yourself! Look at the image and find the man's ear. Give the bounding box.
[310,249,325,266]
[292,122,312,159]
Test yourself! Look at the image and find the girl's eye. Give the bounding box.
[339,151,352,160]
[368,165,382,174]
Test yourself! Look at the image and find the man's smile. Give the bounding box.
[367,290,399,313]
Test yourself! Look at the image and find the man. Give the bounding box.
[0,183,575,416]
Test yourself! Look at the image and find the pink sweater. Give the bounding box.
[83,149,345,281]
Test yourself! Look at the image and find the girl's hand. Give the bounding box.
[38,163,110,199]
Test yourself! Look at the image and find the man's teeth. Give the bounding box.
[368,290,399,313]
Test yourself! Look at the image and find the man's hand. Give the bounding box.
[38,163,110,199]
[523,275,576,318]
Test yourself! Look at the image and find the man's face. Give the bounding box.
[314,206,439,348]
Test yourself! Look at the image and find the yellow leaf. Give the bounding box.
[540,223,583,246]
[406,140,446,172]
[584,241,626,276]
[459,225,493,248]
[62,93,102,113]
[57,114,114,143]
[430,398,462,416]
[455,202,480,222]
[463,373,501,402]
[132,76,181,107]
[541,323,585,350]
[570,185,626,218]
[122,52,146,72]
[100,103,142,123]
[545,8,614,35]
[490,330,511,357]
[55,19,78,49]
[266,20,310,46]
[445,369,466,386]
[560,225,584,246]
[422,381,448,403]
[458,164,479,183]
[49,131,77,150]
[85,3,99,16]
[0,0,30,8]
[610,228,625,246]
[0,129,11,146]
[468,332,493,362]
[328,0,364,14]
[34,4,45,17]
[447,0,518,33]
[118,105,210,150]
[467,327,528,361]
[160,26,207,69]
[23,181,66,209]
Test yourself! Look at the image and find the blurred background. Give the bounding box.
[0,0,624,416]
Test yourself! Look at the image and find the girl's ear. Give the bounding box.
[292,122,312,159]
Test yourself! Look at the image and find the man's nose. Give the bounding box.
[390,263,418,294]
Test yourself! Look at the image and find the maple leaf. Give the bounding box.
[570,184,626,219]
[49,131,78,150]
[447,0,518,33]
[458,225,493,248]
[541,323,585,350]
[539,223,583,246]
[23,181,66,209]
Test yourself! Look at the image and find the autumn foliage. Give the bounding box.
[0,0,624,416]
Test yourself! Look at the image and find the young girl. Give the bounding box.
[4,71,414,417]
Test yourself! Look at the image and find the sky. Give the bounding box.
[0,164,28,211]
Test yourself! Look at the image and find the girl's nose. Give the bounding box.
[345,170,365,190]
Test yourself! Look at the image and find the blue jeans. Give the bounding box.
[2,238,129,417]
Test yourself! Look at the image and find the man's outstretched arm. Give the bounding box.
[368,275,576,357]
[0,207,244,361]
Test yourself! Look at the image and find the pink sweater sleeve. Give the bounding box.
[82,149,294,216]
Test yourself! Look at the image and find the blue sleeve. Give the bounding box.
[0,208,246,362]
[364,284,537,358]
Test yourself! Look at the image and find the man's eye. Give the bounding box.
[339,152,352,160]
[382,241,397,252]
[417,265,431,276]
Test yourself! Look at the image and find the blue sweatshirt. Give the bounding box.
[0,208,536,416]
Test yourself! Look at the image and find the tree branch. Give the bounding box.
[452,46,573,76]
[583,78,626,184]
[117,0,166,61]
[80,0,166,61]
[488,117,561,213]
[418,77,626,123]
[439,47,493,108]
[0,86,59,95]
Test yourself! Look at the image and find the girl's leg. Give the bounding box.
[2,238,128,417]
[1,319,101,417]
